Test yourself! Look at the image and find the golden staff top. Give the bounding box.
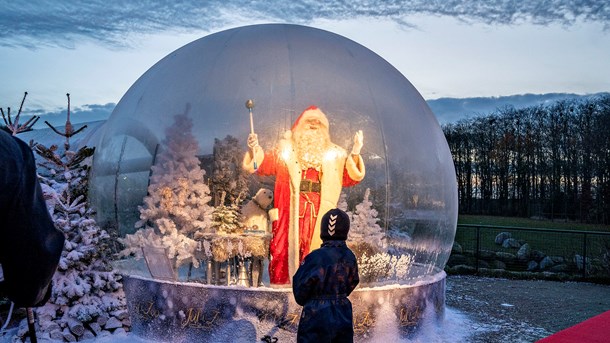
[246,99,257,170]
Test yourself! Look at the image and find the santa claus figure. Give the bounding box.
[243,106,365,286]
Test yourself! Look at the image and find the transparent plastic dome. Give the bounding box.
[90,23,457,281]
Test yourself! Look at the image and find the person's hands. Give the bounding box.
[351,130,363,155]
[247,133,259,149]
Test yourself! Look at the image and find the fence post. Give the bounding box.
[475,226,481,273]
[582,233,587,279]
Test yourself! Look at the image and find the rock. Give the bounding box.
[480,250,496,259]
[97,329,112,338]
[451,264,477,274]
[49,329,64,341]
[495,252,517,263]
[104,316,123,330]
[122,317,132,327]
[502,238,522,249]
[88,322,102,334]
[40,319,61,333]
[540,256,555,270]
[477,259,490,269]
[527,260,538,271]
[550,256,565,264]
[111,309,130,320]
[62,328,77,342]
[114,327,127,335]
[82,329,96,340]
[448,254,467,266]
[517,243,531,261]
[495,232,512,245]
[452,241,463,254]
[97,314,109,327]
[549,264,570,272]
[490,260,506,270]
[531,250,546,262]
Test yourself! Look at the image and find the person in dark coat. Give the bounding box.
[292,208,359,343]
[0,129,64,307]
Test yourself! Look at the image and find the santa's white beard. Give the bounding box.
[294,129,330,170]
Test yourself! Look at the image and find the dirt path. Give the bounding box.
[446,275,610,342]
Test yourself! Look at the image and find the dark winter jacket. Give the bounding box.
[0,130,64,307]
[292,240,359,343]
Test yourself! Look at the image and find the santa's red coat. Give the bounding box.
[253,136,365,285]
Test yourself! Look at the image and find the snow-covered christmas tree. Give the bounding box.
[119,112,213,269]
[22,94,128,342]
[348,188,386,252]
[345,188,414,285]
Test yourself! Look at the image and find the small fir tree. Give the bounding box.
[1,91,41,135]
[119,112,213,268]
[348,188,386,250]
[210,135,249,206]
[208,192,243,235]
[26,94,127,340]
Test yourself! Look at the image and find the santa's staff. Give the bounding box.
[246,99,257,170]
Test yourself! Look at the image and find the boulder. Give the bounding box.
[527,260,538,271]
[104,317,123,330]
[495,252,517,263]
[495,232,512,245]
[531,250,546,262]
[502,238,522,249]
[539,256,555,270]
[517,243,531,261]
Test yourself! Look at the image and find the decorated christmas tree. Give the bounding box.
[119,112,213,269]
[208,192,243,235]
[23,94,128,341]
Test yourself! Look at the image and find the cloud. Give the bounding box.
[26,103,116,129]
[1,0,609,49]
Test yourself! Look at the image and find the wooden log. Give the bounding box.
[66,318,85,337]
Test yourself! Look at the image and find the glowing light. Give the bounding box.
[280,147,292,161]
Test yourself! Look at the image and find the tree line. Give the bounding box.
[442,94,610,225]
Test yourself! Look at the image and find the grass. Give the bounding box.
[458,215,610,232]
[455,215,610,259]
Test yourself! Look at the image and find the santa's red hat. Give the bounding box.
[291,106,330,132]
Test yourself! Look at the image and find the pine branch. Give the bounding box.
[44,93,88,139]
[1,92,40,135]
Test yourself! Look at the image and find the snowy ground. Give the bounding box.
[3,275,610,342]
[1,306,475,343]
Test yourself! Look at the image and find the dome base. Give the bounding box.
[122,270,445,342]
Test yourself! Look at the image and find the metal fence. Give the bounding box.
[447,224,610,283]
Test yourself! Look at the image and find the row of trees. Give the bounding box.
[442,94,610,224]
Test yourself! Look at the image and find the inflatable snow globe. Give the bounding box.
[90,24,457,341]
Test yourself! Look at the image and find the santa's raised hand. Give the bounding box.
[351,130,364,155]
[247,133,259,149]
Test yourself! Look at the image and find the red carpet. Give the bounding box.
[536,310,610,343]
